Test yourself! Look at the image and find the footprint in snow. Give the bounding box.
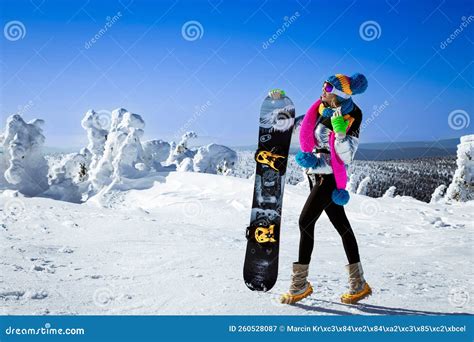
[58,246,74,253]
[0,290,25,300]
[30,265,55,274]
[62,221,79,228]
[25,289,48,299]
[86,275,103,279]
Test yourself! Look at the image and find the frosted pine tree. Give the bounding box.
[356,176,371,195]
[445,135,473,202]
[346,173,361,193]
[383,186,396,198]
[430,184,447,203]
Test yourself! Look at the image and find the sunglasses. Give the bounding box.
[323,82,350,99]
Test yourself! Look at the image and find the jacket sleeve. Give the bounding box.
[334,135,359,164]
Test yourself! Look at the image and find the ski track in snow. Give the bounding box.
[0,172,472,315]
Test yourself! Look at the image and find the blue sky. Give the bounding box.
[0,0,473,147]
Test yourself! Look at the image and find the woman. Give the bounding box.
[280,73,371,305]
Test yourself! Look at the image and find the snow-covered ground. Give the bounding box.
[1,172,472,315]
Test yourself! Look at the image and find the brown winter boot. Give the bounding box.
[340,262,372,304]
[280,263,313,304]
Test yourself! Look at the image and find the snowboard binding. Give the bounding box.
[255,225,276,243]
[255,150,286,172]
[246,223,278,245]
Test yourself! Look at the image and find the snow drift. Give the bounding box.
[1,171,472,315]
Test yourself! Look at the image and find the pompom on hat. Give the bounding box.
[326,73,368,97]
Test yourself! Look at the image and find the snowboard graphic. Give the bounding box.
[243,89,295,291]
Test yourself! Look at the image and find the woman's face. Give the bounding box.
[321,88,337,104]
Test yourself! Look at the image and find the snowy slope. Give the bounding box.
[0,172,472,315]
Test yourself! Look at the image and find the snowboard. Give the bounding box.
[243,89,296,292]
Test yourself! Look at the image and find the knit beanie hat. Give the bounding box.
[326,73,368,102]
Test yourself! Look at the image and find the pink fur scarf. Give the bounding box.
[298,99,350,205]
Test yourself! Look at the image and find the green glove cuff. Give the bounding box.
[331,116,349,134]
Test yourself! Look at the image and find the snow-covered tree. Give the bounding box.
[177,157,194,172]
[383,186,396,198]
[346,173,360,193]
[346,156,456,202]
[0,114,49,196]
[81,110,108,170]
[445,135,473,202]
[46,148,91,202]
[295,170,310,190]
[356,176,371,195]
[166,131,197,166]
[193,143,237,175]
[430,184,447,203]
[142,139,171,171]
[178,131,197,149]
[89,108,148,189]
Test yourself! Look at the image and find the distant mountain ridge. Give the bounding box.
[232,138,459,161]
[0,138,459,161]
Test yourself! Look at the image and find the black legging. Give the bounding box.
[298,174,360,265]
